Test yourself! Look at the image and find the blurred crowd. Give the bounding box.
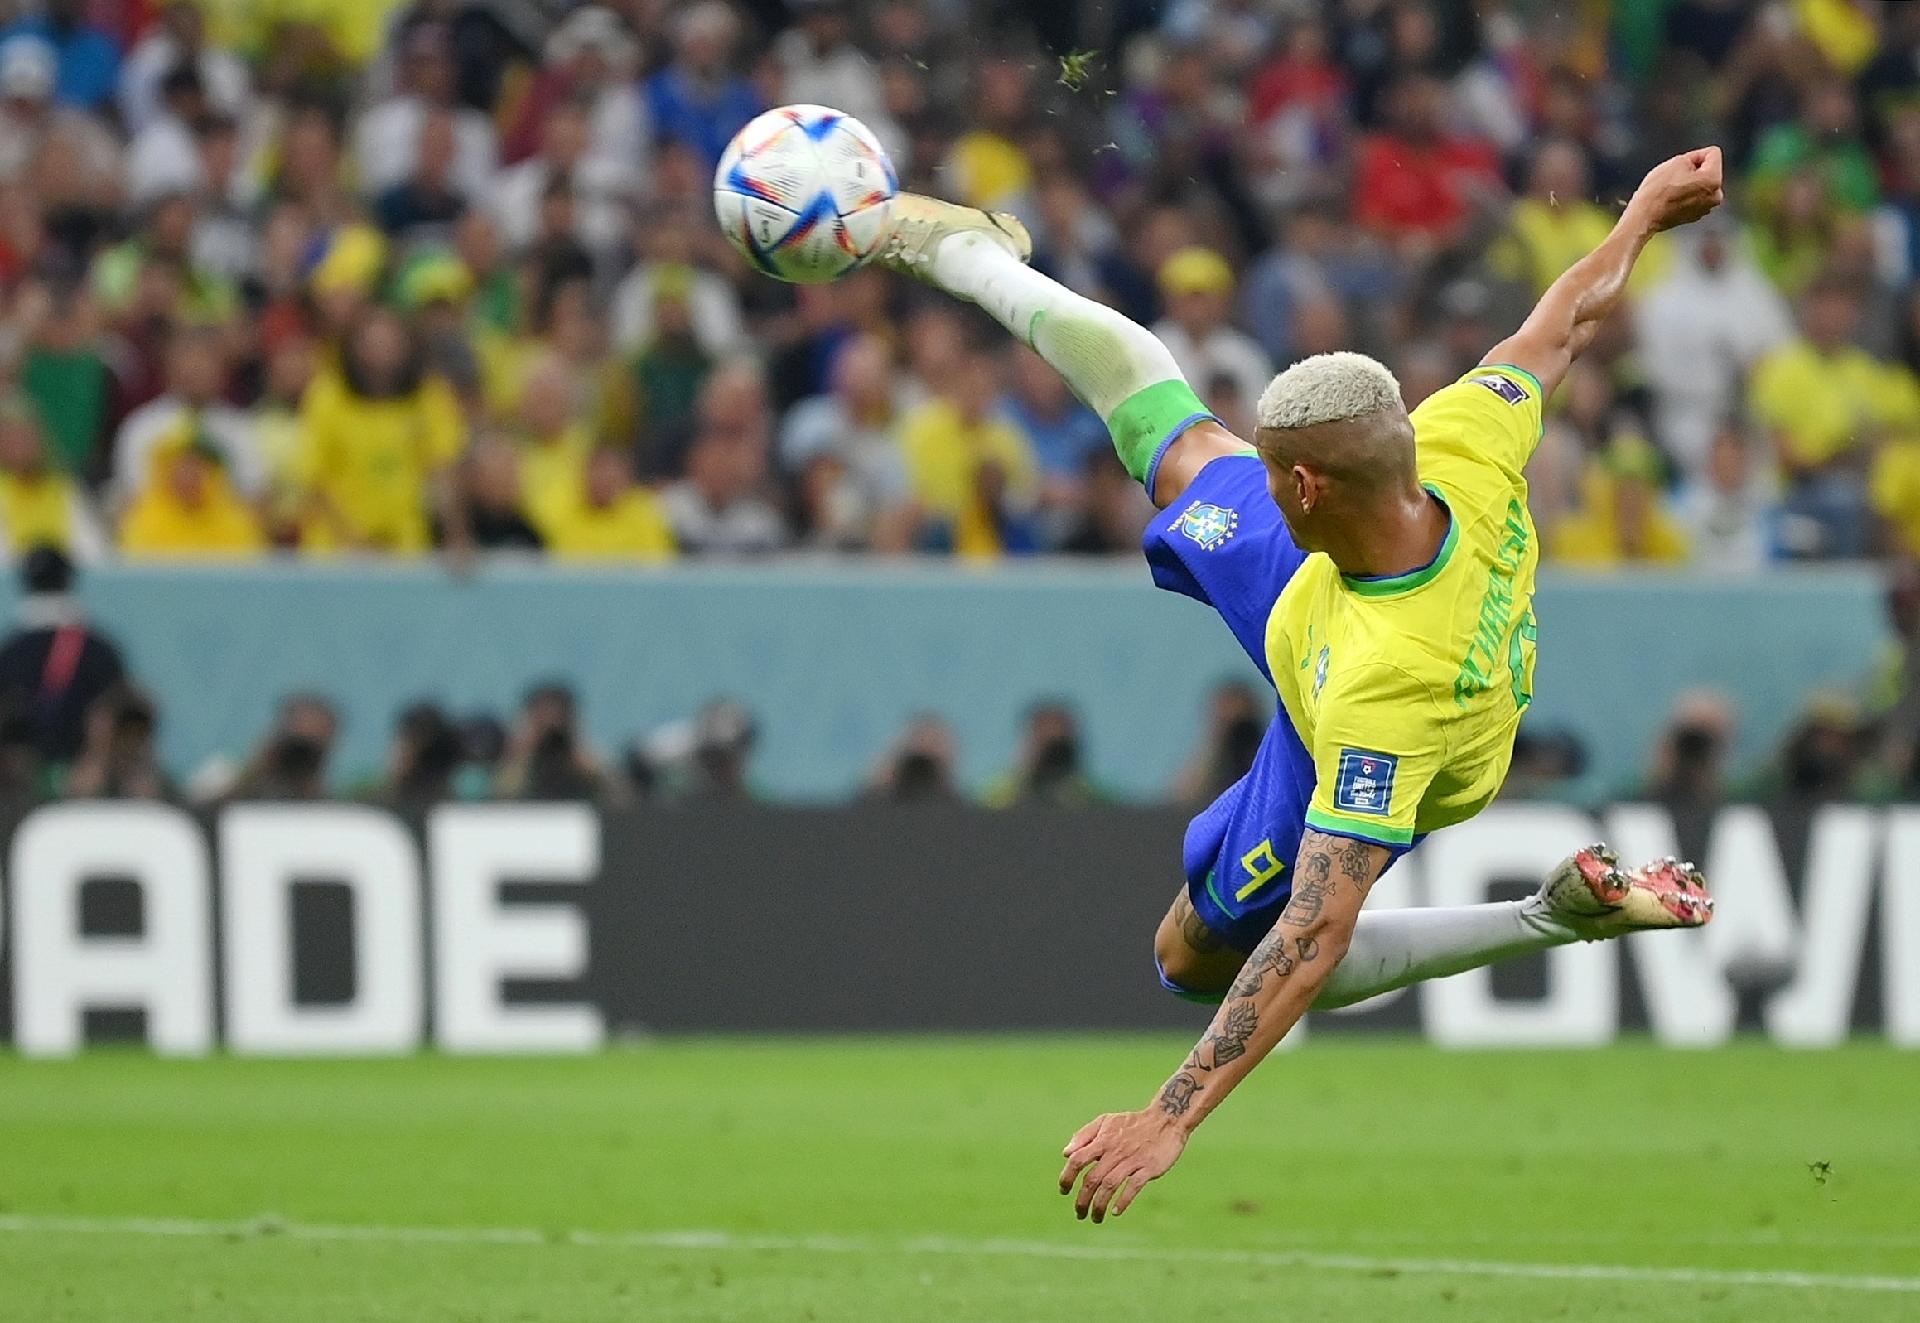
[0,0,1914,565]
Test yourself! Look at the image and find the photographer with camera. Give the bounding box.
[66,683,170,799]
[494,681,605,801]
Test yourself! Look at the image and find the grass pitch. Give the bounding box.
[1,1038,1914,1322]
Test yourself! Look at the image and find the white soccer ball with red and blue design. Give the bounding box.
[713,104,897,284]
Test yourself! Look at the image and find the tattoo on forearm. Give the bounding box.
[1227,927,1297,1000]
[1156,832,1377,1127]
[1281,870,1332,927]
[1206,1001,1258,1067]
[1157,1072,1201,1118]
[1281,831,1362,928]
[1333,837,1373,891]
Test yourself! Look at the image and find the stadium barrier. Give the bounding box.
[14,563,1889,802]
[0,799,1912,1055]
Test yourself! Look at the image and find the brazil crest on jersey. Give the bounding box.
[1262,364,1544,850]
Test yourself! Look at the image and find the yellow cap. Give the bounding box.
[1601,432,1664,485]
[1158,246,1234,297]
[310,224,388,295]
[395,253,475,308]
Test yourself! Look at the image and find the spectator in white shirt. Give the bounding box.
[610,204,745,356]
[126,63,207,207]
[779,333,914,550]
[354,22,497,200]
[1674,420,1777,573]
[1633,219,1794,478]
[111,325,261,511]
[1151,246,1274,418]
[774,0,908,167]
[660,428,789,555]
[660,364,788,554]
[189,113,255,280]
[540,7,650,174]
[491,95,636,259]
[0,36,118,205]
[119,0,248,134]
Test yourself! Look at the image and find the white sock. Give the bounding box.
[1313,899,1577,1010]
[928,232,1186,421]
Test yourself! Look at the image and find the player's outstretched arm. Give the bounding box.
[1484,146,1723,401]
[1058,829,1393,1222]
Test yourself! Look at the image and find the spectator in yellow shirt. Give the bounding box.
[1745,169,1836,298]
[942,53,1033,211]
[119,432,265,559]
[540,445,677,560]
[898,347,1039,557]
[1872,430,1920,557]
[0,400,108,562]
[254,333,319,546]
[1549,434,1691,566]
[1490,139,1619,297]
[1750,278,1918,556]
[294,306,467,554]
[514,354,594,533]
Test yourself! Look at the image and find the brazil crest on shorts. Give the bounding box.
[1174,502,1239,550]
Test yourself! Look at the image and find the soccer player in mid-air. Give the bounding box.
[874,144,1727,1221]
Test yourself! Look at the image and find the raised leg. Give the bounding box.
[1154,846,1713,1008]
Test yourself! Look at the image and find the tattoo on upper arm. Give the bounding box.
[1280,866,1333,927]
[1280,832,1345,927]
[1176,891,1227,954]
[1333,837,1374,892]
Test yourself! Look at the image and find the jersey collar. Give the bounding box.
[1339,485,1457,598]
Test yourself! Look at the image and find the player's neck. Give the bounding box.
[1325,486,1450,581]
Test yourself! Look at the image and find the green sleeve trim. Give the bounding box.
[1305,807,1415,847]
[1108,379,1214,484]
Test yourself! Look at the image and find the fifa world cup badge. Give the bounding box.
[1175,502,1239,551]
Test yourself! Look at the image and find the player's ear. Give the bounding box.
[1291,465,1316,512]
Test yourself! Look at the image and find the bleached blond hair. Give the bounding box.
[1255,351,1402,431]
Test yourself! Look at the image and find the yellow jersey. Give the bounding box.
[898,397,1038,558]
[0,471,82,555]
[520,425,594,534]
[120,484,264,558]
[542,490,677,560]
[294,371,465,554]
[1749,342,1920,468]
[1264,365,1543,848]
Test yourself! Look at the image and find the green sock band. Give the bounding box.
[1107,380,1217,485]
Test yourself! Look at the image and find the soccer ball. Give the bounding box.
[713,104,898,284]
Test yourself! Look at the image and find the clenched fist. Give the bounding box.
[1627,146,1725,235]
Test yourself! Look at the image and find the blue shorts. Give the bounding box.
[1143,454,1317,954]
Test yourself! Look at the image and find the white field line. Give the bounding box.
[0,1213,1915,1295]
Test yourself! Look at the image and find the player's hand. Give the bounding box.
[1627,146,1724,234]
[1058,1107,1188,1223]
